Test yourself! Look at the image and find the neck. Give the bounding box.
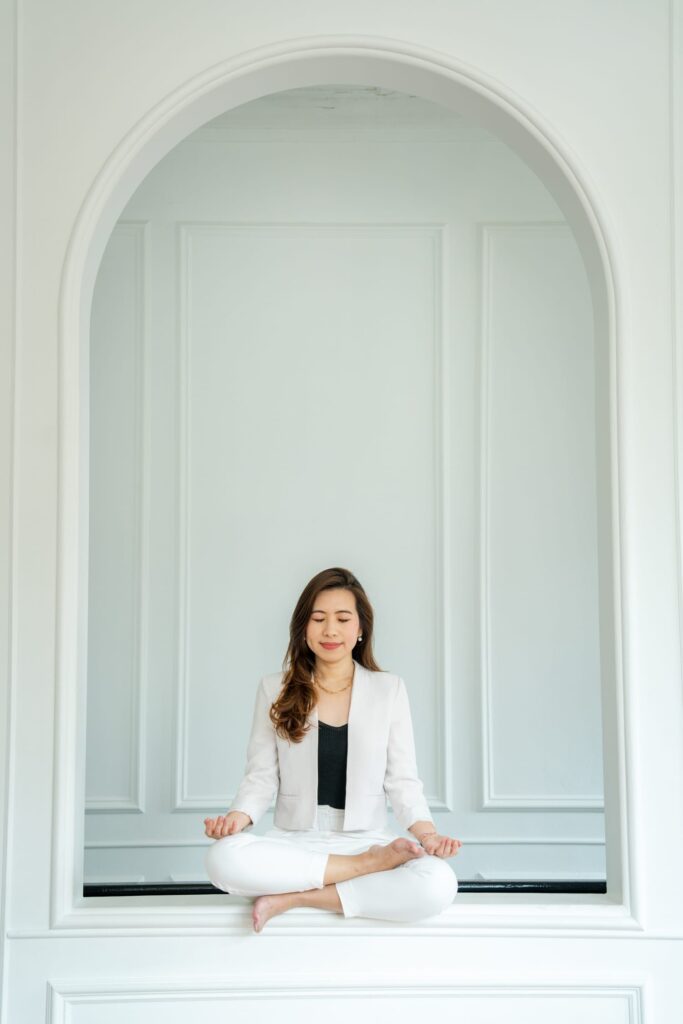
[314,655,356,686]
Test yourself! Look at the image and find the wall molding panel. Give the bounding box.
[86,220,150,816]
[172,220,452,815]
[46,980,644,1024]
[478,222,605,812]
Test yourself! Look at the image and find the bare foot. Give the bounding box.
[365,837,426,873]
[252,893,291,933]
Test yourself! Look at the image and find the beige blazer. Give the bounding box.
[228,659,432,832]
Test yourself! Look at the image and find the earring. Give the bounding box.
[357,635,363,641]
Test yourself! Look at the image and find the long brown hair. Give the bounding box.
[270,567,383,743]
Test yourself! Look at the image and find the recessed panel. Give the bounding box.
[483,225,603,807]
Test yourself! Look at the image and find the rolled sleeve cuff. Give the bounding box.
[228,795,272,828]
[396,799,433,833]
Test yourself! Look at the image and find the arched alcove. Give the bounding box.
[54,37,627,928]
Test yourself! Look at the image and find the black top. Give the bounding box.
[317,720,348,810]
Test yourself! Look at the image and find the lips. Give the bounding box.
[321,642,341,649]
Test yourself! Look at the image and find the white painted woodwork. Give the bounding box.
[2,3,682,1022]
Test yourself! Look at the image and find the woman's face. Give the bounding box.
[306,588,361,665]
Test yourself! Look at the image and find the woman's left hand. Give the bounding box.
[420,833,462,858]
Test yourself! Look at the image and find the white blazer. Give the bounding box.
[228,659,433,832]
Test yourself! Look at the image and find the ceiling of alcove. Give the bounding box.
[188,84,501,142]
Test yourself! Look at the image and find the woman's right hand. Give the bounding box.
[204,810,252,838]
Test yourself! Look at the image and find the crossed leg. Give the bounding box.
[205,834,428,932]
[252,837,429,931]
[252,843,459,931]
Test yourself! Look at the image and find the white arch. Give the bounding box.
[54,35,629,925]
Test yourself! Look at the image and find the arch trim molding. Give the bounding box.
[53,33,632,933]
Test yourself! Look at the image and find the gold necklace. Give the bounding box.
[312,672,354,695]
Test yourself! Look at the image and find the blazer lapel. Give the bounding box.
[345,659,366,798]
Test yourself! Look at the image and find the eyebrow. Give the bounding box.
[311,609,353,615]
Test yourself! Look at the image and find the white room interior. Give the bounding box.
[2,7,681,1022]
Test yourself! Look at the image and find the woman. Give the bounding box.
[203,567,461,931]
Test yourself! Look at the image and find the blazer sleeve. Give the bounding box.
[383,676,433,832]
[227,676,280,827]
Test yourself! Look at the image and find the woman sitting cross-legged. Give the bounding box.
[204,566,461,932]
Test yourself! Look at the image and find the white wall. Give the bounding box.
[2,2,682,1022]
[84,92,604,885]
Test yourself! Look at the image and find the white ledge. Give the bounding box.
[24,892,643,938]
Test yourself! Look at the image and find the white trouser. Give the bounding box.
[204,804,458,923]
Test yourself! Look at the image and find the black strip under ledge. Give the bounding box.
[84,879,607,897]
